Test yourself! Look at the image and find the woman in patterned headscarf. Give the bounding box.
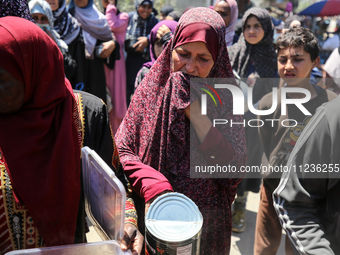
[115,7,247,254]
[50,0,80,45]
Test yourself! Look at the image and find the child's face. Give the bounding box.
[277,46,319,87]
[244,16,264,45]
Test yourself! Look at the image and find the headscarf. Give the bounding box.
[69,0,113,55]
[214,0,238,46]
[125,0,158,54]
[167,10,182,22]
[135,0,153,9]
[116,6,241,188]
[0,17,81,246]
[29,0,69,53]
[29,0,53,28]
[227,7,277,78]
[143,19,177,68]
[161,6,174,16]
[52,0,80,45]
[0,0,34,22]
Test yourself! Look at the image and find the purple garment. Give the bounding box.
[0,0,34,21]
[143,19,177,68]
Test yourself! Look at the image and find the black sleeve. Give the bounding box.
[160,32,172,48]
[64,51,77,80]
[78,90,129,190]
[103,40,121,69]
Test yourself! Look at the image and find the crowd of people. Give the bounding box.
[0,0,340,254]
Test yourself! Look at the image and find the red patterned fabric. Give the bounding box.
[0,17,81,246]
[173,23,219,61]
[115,7,247,254]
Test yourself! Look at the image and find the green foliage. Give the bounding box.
[117,0,135,13]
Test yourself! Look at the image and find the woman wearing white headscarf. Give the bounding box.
[29,0,76,79]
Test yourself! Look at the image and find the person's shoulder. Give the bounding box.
[259,90,276,109]
[315,95,340,128]
[75,90,106,112]
[323,93,340,110]
[325,47,340,64]
[149,14,159,24]
[128,11,136,19]
[325,89,338,101]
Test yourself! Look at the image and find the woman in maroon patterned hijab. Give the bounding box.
[115,7,247,254]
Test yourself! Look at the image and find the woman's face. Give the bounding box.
[74,0,88,8]
[46,0,59,11]
[214,1,231,27]
[244,16,265,45]
[31,13,49,24]
[0,66,25,114]
[172,41,214,78]
[138,3,152,19]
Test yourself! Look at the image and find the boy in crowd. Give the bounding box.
[254,27,337,255]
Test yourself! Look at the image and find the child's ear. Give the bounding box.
[313,56,321,68]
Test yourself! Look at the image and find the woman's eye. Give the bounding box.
[199,58,209,62]
[179,53,188,58]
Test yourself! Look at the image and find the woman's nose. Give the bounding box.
[185,57,196,73]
